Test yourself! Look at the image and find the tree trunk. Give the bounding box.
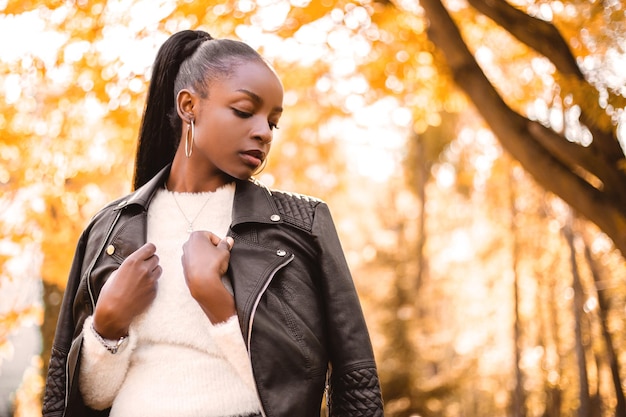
[543,269,563,417]
[376,186,421,415]
[562,221,591,417]
[414,133,427,295]
[581,234,626,417]
[509,167,527,417]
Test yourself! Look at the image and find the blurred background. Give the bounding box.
[1,0,625,416]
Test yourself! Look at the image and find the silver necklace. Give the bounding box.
[164,183,213,233]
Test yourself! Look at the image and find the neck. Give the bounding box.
[168,152,233,193]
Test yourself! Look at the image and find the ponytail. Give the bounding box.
[132,30,212,190]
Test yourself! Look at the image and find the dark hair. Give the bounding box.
[132,30,266,190]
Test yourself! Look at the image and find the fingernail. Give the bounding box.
[226,236,234,249]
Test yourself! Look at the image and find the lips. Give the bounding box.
[240,149,265,168]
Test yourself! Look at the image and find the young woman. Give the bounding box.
[42,30,383,417]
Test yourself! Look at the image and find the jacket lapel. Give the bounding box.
[228,179,294,342]
[117,167,290,341]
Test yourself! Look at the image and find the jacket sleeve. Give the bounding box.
[43,205,122,417]
[311,203,384,416]
[42,229,90,417]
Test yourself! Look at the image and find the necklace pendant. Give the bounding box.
[168,189,212,234]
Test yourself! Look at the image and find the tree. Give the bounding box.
[416,0,626,256]
[581,228,626,417]
[271,0,626,255]
[211,0,626,259]
[563,220,592,417]
[509,165,528,417]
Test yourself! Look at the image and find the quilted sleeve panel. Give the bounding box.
[328,366,384,416]
[42,346,67,416]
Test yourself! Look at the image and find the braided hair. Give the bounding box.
[132,30,266,190]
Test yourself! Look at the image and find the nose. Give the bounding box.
[252,119,272,144]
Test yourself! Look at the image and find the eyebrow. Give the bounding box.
[236,89,283,113]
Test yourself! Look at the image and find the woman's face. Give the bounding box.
[187,60,284,182]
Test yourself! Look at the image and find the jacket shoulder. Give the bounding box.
[267,186,323,232]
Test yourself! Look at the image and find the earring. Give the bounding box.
[185,119,195,158]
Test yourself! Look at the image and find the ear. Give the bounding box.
[176,89,197,123]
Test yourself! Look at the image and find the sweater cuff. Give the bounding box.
[210,315,238,334]
[80,315,137,410]
[82,315,136,358]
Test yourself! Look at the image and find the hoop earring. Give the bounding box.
[185,120,195,158]
[252,157,268,176]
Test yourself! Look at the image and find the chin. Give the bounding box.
[224,171,252,181]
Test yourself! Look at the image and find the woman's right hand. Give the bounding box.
[93,243,162,339]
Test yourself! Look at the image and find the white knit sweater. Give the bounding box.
[79,184,262,417]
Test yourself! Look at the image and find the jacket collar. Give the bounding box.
[231,178,287,227]
[117,164,282,226]
[120,165,171,209]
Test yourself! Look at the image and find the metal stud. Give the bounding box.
[276,249,287,257]
[270,214,281,222]
[106,245,115,255]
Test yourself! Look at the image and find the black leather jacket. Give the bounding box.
[43,166,383,417]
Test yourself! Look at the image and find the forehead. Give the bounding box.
[213,60,283,102]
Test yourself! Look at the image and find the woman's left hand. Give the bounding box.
[182,231,236,324]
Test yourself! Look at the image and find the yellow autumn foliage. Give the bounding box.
[1,1,625,416]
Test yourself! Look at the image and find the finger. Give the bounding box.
[152,264,163,279]
[218,236,234,251]
[146,254,161,272]
[134,242,157,259]
[206,231,222,246]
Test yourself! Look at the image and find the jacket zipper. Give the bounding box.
[247,253,294,417]
[63,208,123,416]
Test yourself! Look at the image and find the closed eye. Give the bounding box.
[235,108,280,130]
[233,108,252,119]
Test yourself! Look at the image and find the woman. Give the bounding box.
[42,29,383,417]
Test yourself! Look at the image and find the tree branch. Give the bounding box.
[467,0,624,164]
[527,121,626,201]
[468,0,580,77]
[418,0,626,256]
